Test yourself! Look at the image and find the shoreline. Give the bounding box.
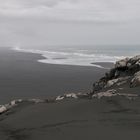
[12,46,122,68]
[0,47,107,104]
[0,48,140,140]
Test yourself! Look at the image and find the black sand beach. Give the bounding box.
[1,97,140,140]
[1,47,140,140]
[0,47,106,103]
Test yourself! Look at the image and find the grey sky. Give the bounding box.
[0,0,140,47]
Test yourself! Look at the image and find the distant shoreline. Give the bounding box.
[12,46,124,68]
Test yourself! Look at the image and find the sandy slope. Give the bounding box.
[1,95,140,140]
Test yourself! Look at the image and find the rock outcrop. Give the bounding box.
[92,55,140,93]
[55,92,90,101]
[105,76,130,88]
[92,89,138,99]
[0,99,23,114]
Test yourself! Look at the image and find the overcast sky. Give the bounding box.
[0,0,140,47]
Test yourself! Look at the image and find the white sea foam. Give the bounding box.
[12,47,127,68]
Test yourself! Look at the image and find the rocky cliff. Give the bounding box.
[92,55,140,98]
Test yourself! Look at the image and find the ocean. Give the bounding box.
[12,45,140,68]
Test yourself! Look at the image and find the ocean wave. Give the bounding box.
[12,47,127,68]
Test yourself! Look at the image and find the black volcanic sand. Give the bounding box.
[1,97,140,140]
[0,48,140,140]
[0,47,106,104]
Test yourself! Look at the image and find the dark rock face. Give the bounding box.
[92,55,140,94]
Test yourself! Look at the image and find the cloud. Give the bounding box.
[0,0,140,22]
[0,0,139,22]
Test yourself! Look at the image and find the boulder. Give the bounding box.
[93,80,106,92]
[130,71,140,87]
[56,96,65,101]
[116,80,127,86]
[134,71,140,77]
[105,76,130,88]
[10,100,17,106]
[136,59,140,66]
[129,55,140,64]
[65,93,78,99]
[92,55,140,93]
[92,89,117,99]
[0,105,7,114]
[106,79,118,88]
[115,58,129,69]
[92,89,138,100]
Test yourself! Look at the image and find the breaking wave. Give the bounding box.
[12,47,127,68]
